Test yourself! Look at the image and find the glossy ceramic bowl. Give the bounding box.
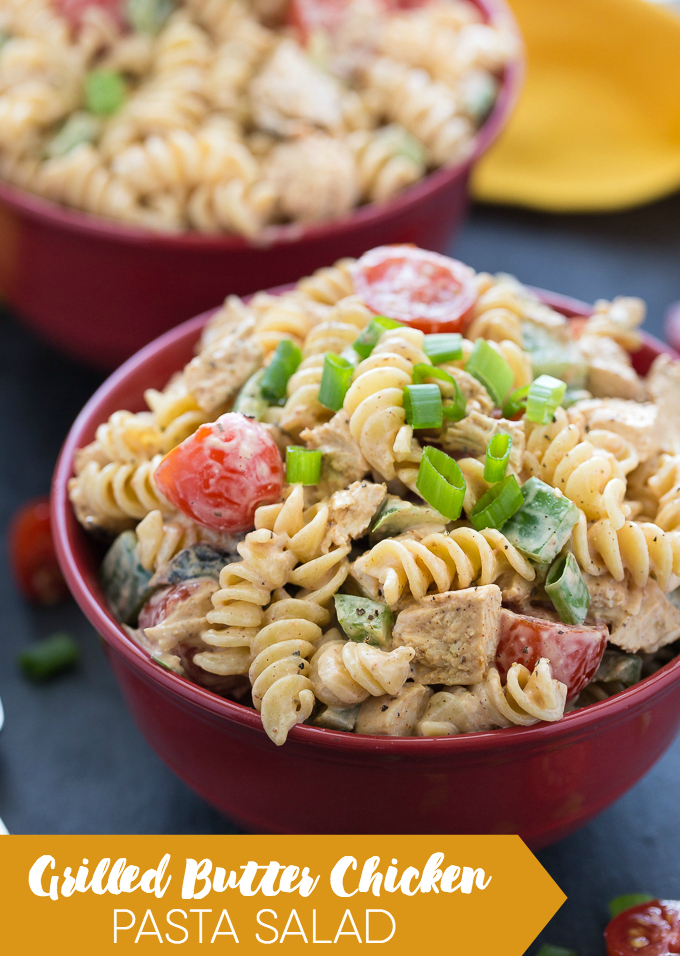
[52,287,680,846]
[0,0,521,370]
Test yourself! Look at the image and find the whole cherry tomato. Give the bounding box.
[606,900,680,956]
[154,413,284,534]
[351,245,478,334]
[495,609,607,701]
[55,0,125,28]
[8,497,70,605]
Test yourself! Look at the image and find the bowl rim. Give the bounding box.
[0,0,523,250]
[52,281,680,753]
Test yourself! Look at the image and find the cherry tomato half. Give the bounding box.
[154,413,284,534]
[8,497,70,606]
[606,900,680,956]
[351,245,478,334]
[495,609,607,701]
[55,0,124,29]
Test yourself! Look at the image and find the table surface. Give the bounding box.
[2,194,680,955]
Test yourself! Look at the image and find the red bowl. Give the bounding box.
[51,287,680,845]
[0,0,522,370]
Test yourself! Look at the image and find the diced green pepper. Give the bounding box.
[535,946,578,956]
[18,632,80,682]
[334,594,393,647]
[594,650,643,688]
[501,478,580,564]
[151,543,235,588]
[545,552,590,625]
[312,704,360,732]
[370,495,446,540]
[101,530,155,624]
[521,322,587,388]
[233,368,269,421]
[126,0,175,34]
[45,111,102,159]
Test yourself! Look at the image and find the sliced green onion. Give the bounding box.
[412,364,466,421]
[526,374,567,424]
[535,947,578,956]
[545,552,590,625]
[608,894,655,920]
[469,474,523,530]
[318,352,353,411]
[85,69,126,117]
[403,384,443,429]
[416,446,466,520]
[465,339,514,406]
[502,384,530,419]
[18,633,80,682]
[285,446,322,485]
[353,315,403,359]
[260,339,302,402]
[423,333,463,364]
[484,433,512,482]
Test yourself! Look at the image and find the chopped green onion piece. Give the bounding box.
[416,446,466,520]
[423,333,463,364]
[318,352,354,411]
[126,0,175,34]
[285,446,322,485]
[535,947,578,956]
[412,364,466,421]
[526,374,567,424]
[469,475,523,530]
[608,894,655,920]
[403,384,443,429]
[85,69,126,117]
[465,338,514,406]
[545,552,590,625]
[484,433,512,483]
[260,339,302,402]
[502,384,530,419]
[18,633,80,682]
[353,315,403,359]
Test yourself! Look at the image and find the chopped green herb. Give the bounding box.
[19,633,80,682]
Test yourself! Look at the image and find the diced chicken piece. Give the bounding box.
[198,294,254,350]
[439,411,525,472]
[647,354,680,453]
[183,315,263,412]
[392,584,502,685]
[584,296,646,352]
[250,40,345,137]
[607,579,680,654]
[575,398,661,462]
[264,133,358,222]
[301,410,370,495]
[322,480,386,552]
[584,572,643,630]
[439,366,494,414]
[348,561,382,601]
[355,682,432,736]
[578,334,647,401]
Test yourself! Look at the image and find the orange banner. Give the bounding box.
[0,835,565,954]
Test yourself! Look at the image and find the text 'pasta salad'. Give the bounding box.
[0,0,518,235]
[69,245,680,744]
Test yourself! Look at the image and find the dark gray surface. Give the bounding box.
[1,195,680,954]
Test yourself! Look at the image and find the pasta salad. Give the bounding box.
[0,0,518,235]
[69,245,680,745]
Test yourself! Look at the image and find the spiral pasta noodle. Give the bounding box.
[648,454,680,531]
[281,295,373,438]
[310,637,415,709]
[197,528,297,677]
[347,124,426,203]
[68,455,171,533]
[355,528,535,606]
[571,511,680,592]
[135,508,234,572]
[296,259,355,306]
[417,660,567,735]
